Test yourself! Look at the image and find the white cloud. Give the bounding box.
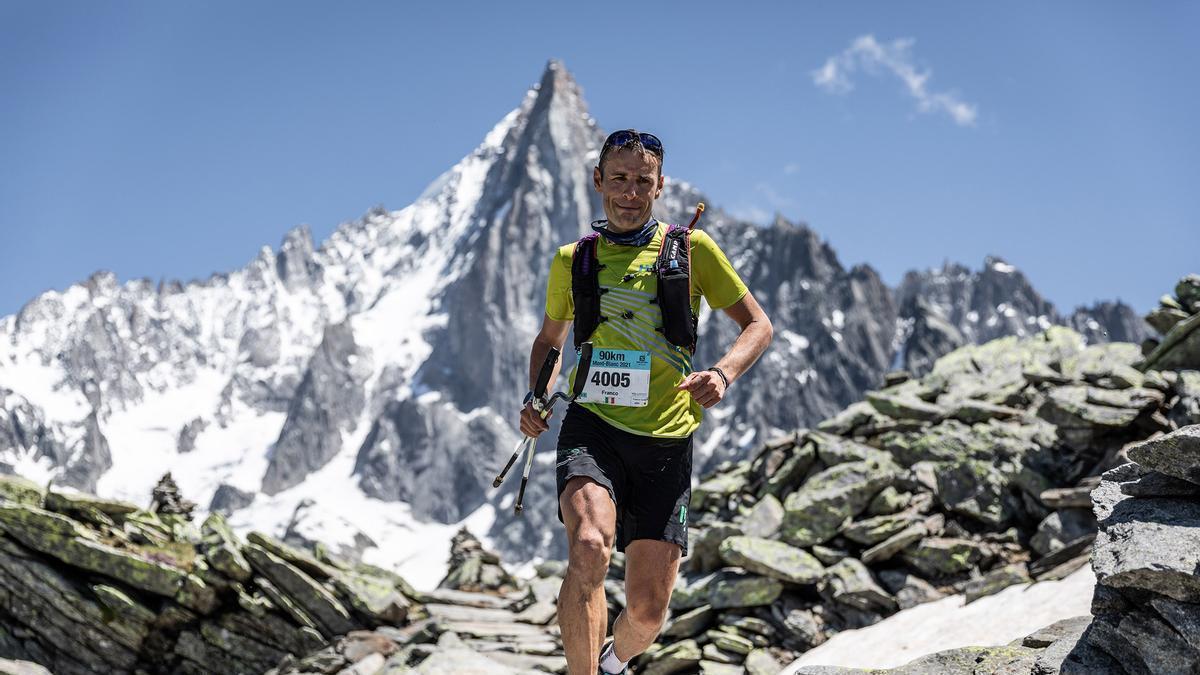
[813,35,978,127]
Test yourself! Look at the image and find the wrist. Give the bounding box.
[707,366,729,389]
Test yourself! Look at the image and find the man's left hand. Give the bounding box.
[675,370,726,408]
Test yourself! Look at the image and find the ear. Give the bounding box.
[655,173,665,198]
[593,166,603,192]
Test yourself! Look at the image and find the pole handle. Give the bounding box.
[533,347,561,400]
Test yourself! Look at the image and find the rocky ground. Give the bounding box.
[0,275,1197,674]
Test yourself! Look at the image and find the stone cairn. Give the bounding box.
[1140,273,1200,371]
[438,527,519,594]
[0,477,414,675]
[149,472,196,519]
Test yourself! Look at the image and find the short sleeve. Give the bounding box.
[545,245,574,320]
[691,230,748,310]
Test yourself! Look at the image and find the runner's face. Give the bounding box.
[593,149,664,233]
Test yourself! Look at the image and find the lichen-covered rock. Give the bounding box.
[672,571,783,611]
[859,522,926,566]
[0,476,44,507]
[718,536,824,585]
[740,494,785,539]
[640,639,703,675]
[900,537,986,578]
[865,391,946,422]
[964,563,1031,603]
[243,543,356,637]
[781,459,899,547]
[841,512,918,546]
[0,503,185,596]
[821,558,896,614]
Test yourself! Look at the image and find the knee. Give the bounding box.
[567,529,612,584]
[626,594,670,634]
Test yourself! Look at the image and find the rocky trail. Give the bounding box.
[0,275,1197,674]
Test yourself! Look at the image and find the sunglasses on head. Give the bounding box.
[601,129,664,159]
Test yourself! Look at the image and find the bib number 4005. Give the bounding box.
[591,371,631,388]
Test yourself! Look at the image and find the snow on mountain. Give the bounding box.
[0,61,1145,586]
[895,257,1149,375]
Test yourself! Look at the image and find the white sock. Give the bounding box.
[600,641,627,674]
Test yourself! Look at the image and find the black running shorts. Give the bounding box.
[555,403,693,556]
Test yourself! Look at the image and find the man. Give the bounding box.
[519,129,772,674]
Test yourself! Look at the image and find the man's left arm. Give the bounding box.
[676,291,773,408]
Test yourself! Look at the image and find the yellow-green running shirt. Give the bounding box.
[545,223,748,438]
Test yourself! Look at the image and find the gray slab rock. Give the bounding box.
[822,558,896,614]
[740,494,785,539]
[859,522,926,565]
[718,536,825,585]
[1126,424,1200,486]
[640,639,703,675]
[964,563,1031,603]
[900,537,987,578]
[1090,478,1200,602]
[744,649,784,675]
[243,543,356,637]
[781,459,899,547]
[0,659,53,675]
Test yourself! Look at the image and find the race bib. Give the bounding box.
[576,349,650,407]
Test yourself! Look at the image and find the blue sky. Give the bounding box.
[2,2,1196,318]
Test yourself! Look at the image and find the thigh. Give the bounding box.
[559,476,617,546]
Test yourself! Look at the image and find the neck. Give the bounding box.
[592,218,658,247]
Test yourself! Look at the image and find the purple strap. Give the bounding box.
[578,233,600,275]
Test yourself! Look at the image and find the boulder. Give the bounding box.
[900,537,987,578]
[0,503,185,596]
[1090,478,1200,602]
[841,512,918,546]
[718,536,825,585]
[1126,424,1200,486]
[0,476,43,507]
[964,563,1031,603]
[739,494,785,539]
[929,459,1010,526]
[865,392,946,422]
[243,543,356,637]
[640,639,702,675]
[821,558,896,614]
[781,459,899,547]
[1030,509,1097,557]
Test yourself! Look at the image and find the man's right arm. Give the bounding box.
[519,313,572,437]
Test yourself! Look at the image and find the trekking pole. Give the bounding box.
[494,342,594,515]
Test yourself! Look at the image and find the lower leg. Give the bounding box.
[559,566,609,672]
[558,477,617,674]
[608,539,682,664]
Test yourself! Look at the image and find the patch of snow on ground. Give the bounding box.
[992,261,1016,274]
[785,566,1095,672]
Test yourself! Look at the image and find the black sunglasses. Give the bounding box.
[601,129,664,159]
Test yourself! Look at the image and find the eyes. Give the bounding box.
[609,175,654,186]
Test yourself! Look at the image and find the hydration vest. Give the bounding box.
[570,223,697,354]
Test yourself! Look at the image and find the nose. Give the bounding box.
[620,182,638,200]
